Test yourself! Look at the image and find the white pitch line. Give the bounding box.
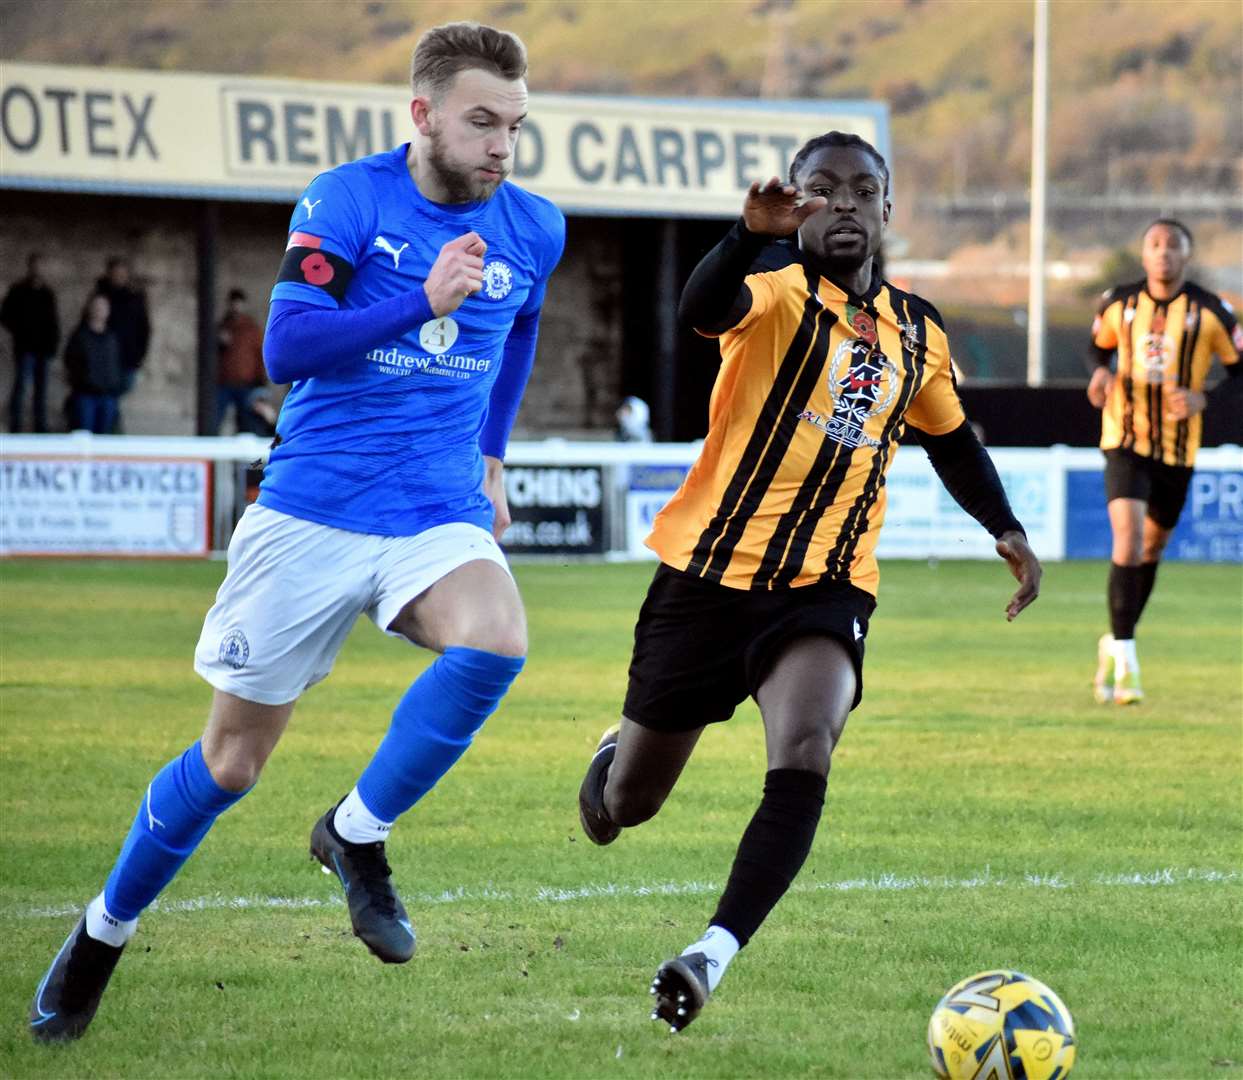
[8,866,1238,921]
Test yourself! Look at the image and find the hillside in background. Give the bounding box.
[3,0,1240,267]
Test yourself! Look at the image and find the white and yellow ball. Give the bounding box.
[927,969,1075,1080]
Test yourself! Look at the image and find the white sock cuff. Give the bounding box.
[683,925,740,992]
[86,893,138,947]
[333,786,394,845]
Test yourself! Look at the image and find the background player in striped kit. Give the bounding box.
[30,21,564,1043]
[1086,219,1242,705]
[578,132,1042,1032]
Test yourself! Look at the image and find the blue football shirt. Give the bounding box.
[261,144,565,536]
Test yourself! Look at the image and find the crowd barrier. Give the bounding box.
[2,434,1240,562]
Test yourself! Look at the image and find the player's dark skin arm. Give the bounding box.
[916,421,1042,620]
[679,180,826,334]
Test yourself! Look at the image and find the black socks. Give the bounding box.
[1109,561,1160,639]
[1108,563,1143,640]
[710,768,827,948]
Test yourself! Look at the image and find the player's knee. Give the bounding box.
[202,742,268,793]
[604,777,666,827]
[1113,526,1138,559]
[770,725,839,774]
[456,617,527,658]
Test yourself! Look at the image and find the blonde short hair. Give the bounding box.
[410,22,528,100]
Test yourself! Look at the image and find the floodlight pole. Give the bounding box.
[1027,0,1049,386]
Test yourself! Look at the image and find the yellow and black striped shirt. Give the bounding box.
[1091,280,1242,466]
[649,249,964,596]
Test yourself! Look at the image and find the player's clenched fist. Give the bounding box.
[742,177,827,238]
[424,231,487,316]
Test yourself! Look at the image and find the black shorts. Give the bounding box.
[1103,448,1194,530]
[622,564,876,733]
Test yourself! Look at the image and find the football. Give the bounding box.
[927,969,1076,1080]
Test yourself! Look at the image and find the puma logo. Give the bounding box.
[301,197,322,219]
[144,784,165,831]
[374,235,410,270]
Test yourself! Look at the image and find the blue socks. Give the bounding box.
[103,741,247,921]
[356,646,524,825]
[98,648,521,921]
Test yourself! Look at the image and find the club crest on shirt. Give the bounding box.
[218,628,250,670]
[482,260,514,300]
[1141,333,1172,380]
[798,338,898,451]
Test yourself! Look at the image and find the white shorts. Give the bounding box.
[194,504,510,706]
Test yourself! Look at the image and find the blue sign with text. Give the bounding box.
[1065,468,1243,562]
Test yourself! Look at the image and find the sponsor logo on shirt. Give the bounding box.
[374,235,409,269]
[1141,334,1172,381]
[798,338,898,451]
[420,316,459,355]
[365,343,493,380]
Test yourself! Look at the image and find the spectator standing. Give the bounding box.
[1,253,60,432]
[64,295,124,434]
[216,288,268,433]
[94,257,151,425]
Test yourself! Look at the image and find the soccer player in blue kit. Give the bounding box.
[30,22,564,1043]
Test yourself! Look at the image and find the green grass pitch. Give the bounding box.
[1,557,1239,1078]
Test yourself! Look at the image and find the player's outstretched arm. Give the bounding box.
[741,177,826,238]
[677,179,826,335]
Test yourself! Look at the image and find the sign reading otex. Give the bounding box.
[1064,467,1243,563]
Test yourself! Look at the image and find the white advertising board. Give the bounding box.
[0,456,211,556]
[873,448,1065,560]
